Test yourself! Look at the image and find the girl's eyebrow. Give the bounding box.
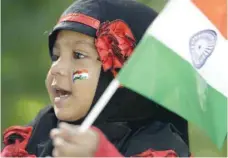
[74,40,95,48]
[54,39,95,49]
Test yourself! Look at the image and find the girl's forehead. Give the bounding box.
[55,30,95,46]
[57,30,94,40]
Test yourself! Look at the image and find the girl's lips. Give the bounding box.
[54,94,71,108]
[51,84,72,95]
[51,84,72,108]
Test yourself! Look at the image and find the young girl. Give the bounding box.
[1,0,190,157]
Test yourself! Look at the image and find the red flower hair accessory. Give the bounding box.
[95,20,136,77]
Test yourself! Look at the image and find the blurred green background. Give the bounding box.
[1,0,227,156]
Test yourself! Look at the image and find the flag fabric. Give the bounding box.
[118,0,227,148]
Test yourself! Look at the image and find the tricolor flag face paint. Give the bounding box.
[73,69,89,82]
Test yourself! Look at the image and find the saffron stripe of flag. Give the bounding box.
[192,0,227,39]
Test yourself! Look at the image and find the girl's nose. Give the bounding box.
[50,59,70,77]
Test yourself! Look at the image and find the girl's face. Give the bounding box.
[46,30,101,121]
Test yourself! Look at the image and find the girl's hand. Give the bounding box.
[50,122,99,157]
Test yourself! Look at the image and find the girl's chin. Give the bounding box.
[53,106,86,122]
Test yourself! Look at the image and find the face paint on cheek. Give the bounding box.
[73,69,89,82]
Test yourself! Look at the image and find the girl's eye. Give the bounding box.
[73,51,86,59]
[51,54,59,61]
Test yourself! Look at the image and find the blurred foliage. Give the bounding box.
[1,0,226,156]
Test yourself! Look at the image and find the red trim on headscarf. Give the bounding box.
[58,13,100,29]
[1,126,36,157]
[134,148,178,157]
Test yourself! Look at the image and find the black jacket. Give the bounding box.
[20,106,190,157]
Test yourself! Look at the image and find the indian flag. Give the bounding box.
[118,0,227,148]
[73,70,89,81]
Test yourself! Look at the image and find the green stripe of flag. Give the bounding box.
[118,34,227,148]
